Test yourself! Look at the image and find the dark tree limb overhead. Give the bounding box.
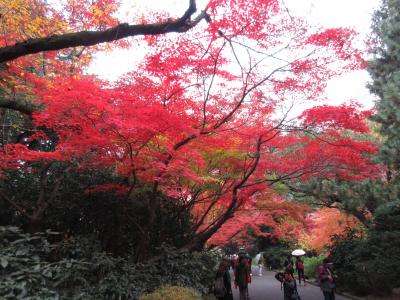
[0,0,207,63]
[0,96,39,115]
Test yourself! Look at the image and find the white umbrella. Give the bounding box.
[291,249,306,256]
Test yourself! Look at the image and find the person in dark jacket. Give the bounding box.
[319,258,335,300]
[214,261,233,300]
[275,269,301,300]
[285,257,295,277]
[234,256,250,300]
[246,254,253,276]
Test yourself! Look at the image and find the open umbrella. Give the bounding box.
[291,249,306,256]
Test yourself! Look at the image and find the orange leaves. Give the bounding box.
[64,0,119,30]
[0,0,123,94]
[0,0,63,92]
[300,207,360,253]
[0,0,65,45]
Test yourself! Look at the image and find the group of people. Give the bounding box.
[274,256,305,300]
[213,250,252,300]
[283,256,306,286]
[275,256,336,300]
[214,251,336,300]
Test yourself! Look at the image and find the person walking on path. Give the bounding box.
[284,257,295,277]
[258,254,264,276]
[235,255,251,300]
[246,253,252,299]
[246,254,253,276]
[214,260,233,300]
[319,258,336,300]
[296,257,306,286]
[275,269,301,300]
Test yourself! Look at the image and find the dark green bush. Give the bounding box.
[329,203,400,297]
[0,226,90,299]
[328,228,373,295]
[365,201,400,294]
[0,226,219,299]
[261,245,291,270]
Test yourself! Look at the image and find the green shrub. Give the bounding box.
[328,224,400,296]
[326,202,400,297]
[0,226,219,299]
[139,285,202,300]
[328,228,372,295]
[262,245,291,269]
[303,256,324,280]
[0,226,90,299]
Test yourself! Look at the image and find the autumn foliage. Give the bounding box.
[208,193,311,246]
[0,0,378,250]
[299,207,361,253]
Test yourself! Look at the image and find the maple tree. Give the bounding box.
[0,0,378,254]
[208,192,310,247]
[299,207,360,253]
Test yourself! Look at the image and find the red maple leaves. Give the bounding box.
[0,0,378,244]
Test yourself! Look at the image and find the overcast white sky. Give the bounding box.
[89,0,381,108]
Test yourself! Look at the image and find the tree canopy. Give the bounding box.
[0,0,378,254]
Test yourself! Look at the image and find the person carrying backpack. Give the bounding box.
[234,256,250,300]
[296,257,306,286]
[275,269,302,300]
[318,258,336,300]
[214,260,233,300]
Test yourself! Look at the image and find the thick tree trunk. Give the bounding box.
[134,192,160,262]
[0,97,38,115]
[25,216,44,233]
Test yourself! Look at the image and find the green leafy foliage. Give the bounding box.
[329,208,400,297]
[260,245,291,270]
[289,178,387,226]
[0,166,195,258]
[368,0,400,171]
[328,228,372,295]
[366,201,400,294]
[0,226,89,299]
[323,1,400,296]
[0,226,219,299]
[303,256,324,280]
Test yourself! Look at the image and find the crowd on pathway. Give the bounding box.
[213,249,336,300]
